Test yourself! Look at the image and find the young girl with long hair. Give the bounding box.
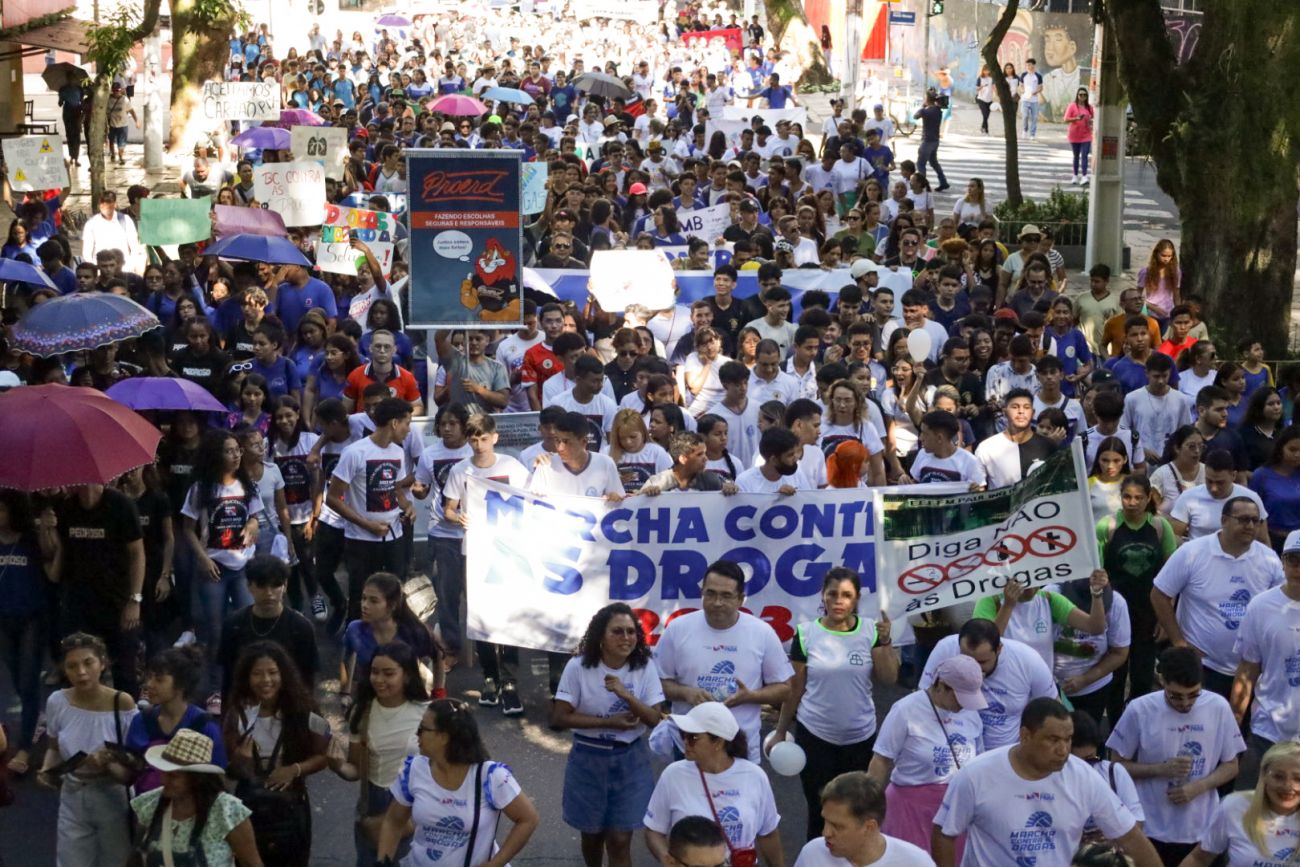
[1088,436,1132,524]
[268,395,328,617]
[340,572,441,700]
[1063,88,1095,184]
[305,334,363,426]
[225,372,271,435]
[697,414,739,482]
[1137,239,1180,325]
[606,408,672,493]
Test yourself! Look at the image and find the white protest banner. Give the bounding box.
[254,160,326,227]
[588,249,676,312]
[317,203,397,276]
[521,162,548,214]
[201,81,280,122]
[721,106,808,129]
[676,203,731,242]
[343,192,407,215]
[660,243,734,269]
[2,135,69,191]
[875,441,1100,623]
[572,0,657,22]
[290,125,347,171]
[465,478,878,652]
[704,118,749,150]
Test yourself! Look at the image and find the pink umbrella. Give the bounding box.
[426,94,488,117]
[281,108,326,127]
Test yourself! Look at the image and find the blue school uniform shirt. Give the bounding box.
[274,278,338,334]
[1052,328,1093,397]
[250,355,302,399]
[125,705,227,793]
[756,85,793,108]
[50,265,78,295]
[342,620,436,672]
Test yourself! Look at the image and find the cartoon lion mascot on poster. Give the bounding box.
[460,238,522,322]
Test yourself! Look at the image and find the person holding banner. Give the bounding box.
[970,569,1109,672]
[773,567,898,840]
[550,603,664,867]
[654,559,793,765]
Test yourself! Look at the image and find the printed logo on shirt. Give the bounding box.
[0,554,30,566]
[1218,589,1253,630]
[1009,810,1057,863]
[67,526,107,539]
[1273,848,1297,862]
[322,452,342,479]
[617,461,657,494]
[365,458,401,512]
[980,698,1007,731]
[431,458,460,491]
[421,815,468,861]
[696,660,738,700]
[913,464,964,484]
[1178,741,1207,778]
[1285,650,1300,687]
[207,496,249,550]
[847,650,867,666]
[715,804,745,847]
[276,455,311,505]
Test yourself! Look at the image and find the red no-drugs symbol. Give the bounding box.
[898,564,947,594]
[1026,525,1077,557]
[982,534,1027,567]
[896,525,1081,595]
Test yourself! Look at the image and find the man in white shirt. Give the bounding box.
[903,410,987,488]
[547,355,618,452]
[919,619,1057,749]
[1152,495,1284,700]
[933,698,1162,867]
[81,189,144,273]
[795,772,935,867]
[879,290,947,364]
[655,559,794,763]
[748,339,800,405]
[1122,352,1191,464]
[1169,450,1269,541]
[1019,59,1044,139]
[1230,528,1300,757]
[1107,647,1244,863]
[736,427,810,494]
[743,285,798,355]
[974,390,1056,489]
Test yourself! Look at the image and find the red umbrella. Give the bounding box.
[0,384,162,490]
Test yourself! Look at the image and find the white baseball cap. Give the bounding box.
[0,371,22,389]
[850,258,880,279]
[669,702,739,741]
[1283,529,1300,554]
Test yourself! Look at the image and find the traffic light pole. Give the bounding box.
[1084,19,1127,273]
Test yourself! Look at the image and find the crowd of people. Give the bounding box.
[1,2,1299,867]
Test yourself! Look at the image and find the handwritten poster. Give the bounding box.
[2,135,69,191]
[253,160,326,227]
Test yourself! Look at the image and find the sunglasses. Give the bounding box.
[229,361,254,372]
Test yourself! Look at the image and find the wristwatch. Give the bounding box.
[129,593,144,603]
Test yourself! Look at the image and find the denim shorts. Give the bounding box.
[562,735,654,833]
[109,126,127,147]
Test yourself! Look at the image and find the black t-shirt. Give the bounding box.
[223,320,258,360]
[604,359,638,402]
[1018,434,1058,478]
[1201,427,1250,472]
[172,347,231,396]
[918,105,943,142]
[159,442,201,513]
[702,294,762,345]
[923,368,986,408]
[58,487,143,608]
[219,606,320,698]
[132,489,172,580]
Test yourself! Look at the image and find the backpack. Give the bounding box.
[1103,513,1166,547]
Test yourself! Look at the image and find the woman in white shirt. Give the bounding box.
[1150,425,1205,516]
[774,568,898,840]
[551,603,665,867]
[830,141,869,216]
[1179,741,1300,867]
[377,698,540,866]
[333,641,430,867]
[952,178,989,227]
[866,654,986,858]
[643,703,784,867]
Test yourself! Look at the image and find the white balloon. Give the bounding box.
[762,730,793,757]
[768,741,807,776]
[906,329,933,364]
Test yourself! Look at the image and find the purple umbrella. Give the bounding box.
[376,13,411,26]
[106,377,227,412]
[231,126,291,150]
[281,108,326,127]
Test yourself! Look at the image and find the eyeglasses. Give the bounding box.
[223,447,243,456]
[681,732,705,744]
[1230,514,1263,526]
[901,240,919,247]
[416,724,438,736]
[617,349,638,357]
[552,243,571,250]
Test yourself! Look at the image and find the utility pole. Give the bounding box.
[1084,16,1126,273]
[844,0,863,104]
[142,30,163,169]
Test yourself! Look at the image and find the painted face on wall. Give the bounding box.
[1042,27,1077,68]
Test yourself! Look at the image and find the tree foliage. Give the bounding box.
[84,0,161,202]
[168,0,247,152]
[763,0,833,85]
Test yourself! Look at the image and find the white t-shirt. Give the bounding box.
[709,400,761,469]
[541,372,618,408]
[935,748,1136,867]
[317,434,357,529]
[748,370,801,406]
[919,636,1056,749]
[874,688,984,787]
[332,436,409,541]
[1178,368,1216,404]
[1150,462,1204,518]
[362,700,426,787]
[608,442,673,494]
[654,610,795,763]
[1122,388,1192,460]
[1033,394,1087,437]
[391,758,521,867]
[1054,591,1131,697]
[1198,791,1300,866]
[881,319,947,364]
[745,317,799,355]
[181,481,265,568]
[908,448,987,486]
[495,332,544,413]
[272,433,321,525]
[442,454,530,549]
[1171,484,1268,540]
[554,655,665,743]
[1152,533,1284,674]
[793,835,936,867]
[735,465,814,493]
[643,758,780,850]
[414,441,473,540]
[1233,585,1300,744]
[1106,691,1246,843]
[791,617,882,745]
[550,390,619,452]
[1081,425,1149,470]
[1081,759,1144,837]
[684,353,730,418]
[527,452,624,498]
[974,433,1030,490]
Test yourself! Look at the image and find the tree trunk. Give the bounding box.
[87,76,111,204]
[763,0,834,86]
[980,0,1023,207]
[1106,0,1300,354]
[168,0,242,152]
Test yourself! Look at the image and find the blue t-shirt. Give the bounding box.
[862,144,894,184]
[405,81,433,101]
[333,78,356,108]
[249,355,301,399]
[290,345,325,384]
[274,278,338,334]
[1249,466,1300,533]
[311,357,349,401]
[51,265,78,295]
[1051,328,1093,396]
[125,705,228,793]
[342,620,436,672]
[550,84,577,116]
[758,85,793,109]
[0,538,46,616]
[1104,354,1179,395]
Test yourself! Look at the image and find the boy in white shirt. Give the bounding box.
[709,361,761,468]
[736,426,811,493]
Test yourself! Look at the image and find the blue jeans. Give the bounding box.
[0,611,45,749]
[1023,100,1040,136]
[1072,141,1092,175]
[916,140,947,188]
[196,562,252,692]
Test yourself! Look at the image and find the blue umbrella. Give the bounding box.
[482,86,534,106]
[204,233,313,267]
[0,258,58,290]
[106,377,227,412]
[10,293,159,357]
[230,126,291,150]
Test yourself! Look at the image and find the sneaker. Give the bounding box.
[311,594,329,623]
[500,684,523,716]
[205,692,222,716]
[478,678,499,707]
[173,630,197,648]
[935,183,951,192]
